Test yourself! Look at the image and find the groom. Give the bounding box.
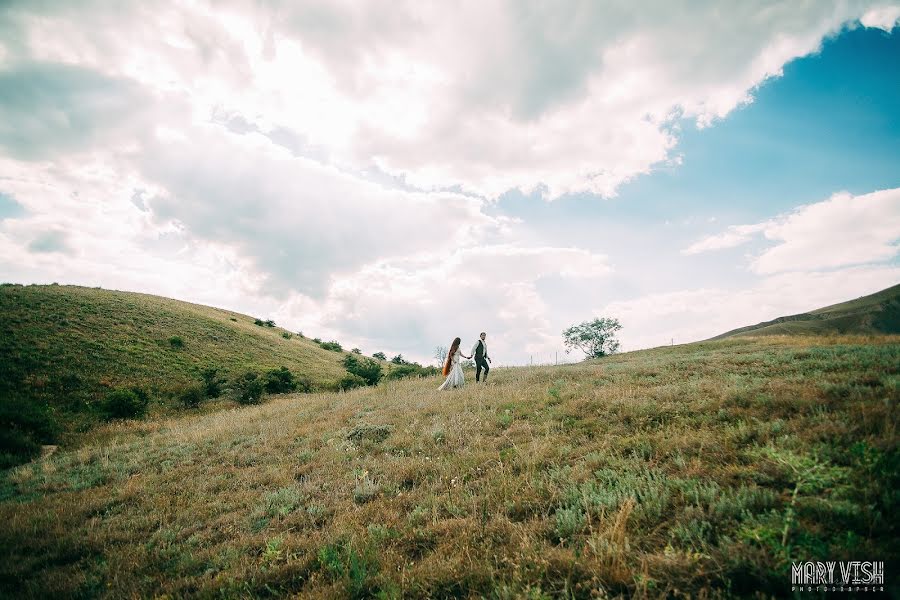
[471,332,491,382]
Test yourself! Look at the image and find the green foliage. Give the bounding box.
[102,387,149,420]
[234,372,265,405]
[178,385,205,409]
[0,398,59,468]
[386,363,439,380]
[390,354,406,364]
[168,336,184,349]
[562,317,622,359]
[343,355,383,386]
[320,340,343,352]
[339,374,367,391]
[254,319,264,326]
[264,367,297,394]
[372,352,387,361]
[351,348,361,354]
[200,367,223,398]
[282,332,293,339]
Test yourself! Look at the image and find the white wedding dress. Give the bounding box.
[438,349,465,390]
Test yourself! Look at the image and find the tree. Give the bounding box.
[372,352,387,361]
[390,354,406,365]
[434,345,448,367]
[562,317,622,359]
[343,354,383,386]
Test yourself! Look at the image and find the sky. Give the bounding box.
[1,1,899,366]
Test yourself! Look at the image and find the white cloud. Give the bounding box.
[1,0,891,198]
[683,188,900,272]
[860,5,900,30]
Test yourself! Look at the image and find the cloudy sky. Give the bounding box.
[1,1,899,365]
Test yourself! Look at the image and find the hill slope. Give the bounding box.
[1,335,897,598]
[0,284,353,448]
[711,282,900,339]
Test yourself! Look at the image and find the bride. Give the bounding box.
[438,337,471,391]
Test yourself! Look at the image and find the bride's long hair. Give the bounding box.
[443,337,461,377]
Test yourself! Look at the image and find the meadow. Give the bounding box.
[1,334,897,598]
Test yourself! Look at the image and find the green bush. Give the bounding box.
[264,367,297,394]
[351,348,361,354]
[178,385,205,409]
[168,336,184,349]
[372,352,387,361]
[254,319,265,326]
[295,375,313,393]
[0,398,59,469]
[386,363,439,380]
[343,355,383,386]
[282,332,293,339]
[390,354,406,365]
[320,340,343,352]
[200,367,223,398]
[339,374,367,391]
[235,372,265,405]
[102,387,149,420]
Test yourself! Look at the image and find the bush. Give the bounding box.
[372,352,387,361]
[178,385,205,409]
[264,367,297,394]
[387,363,439,380]
[168,336,184,349]
[390,354,406,365]
[351,348,361,354]
[254,319,265,326]
[282,332,293,339]
[295,375,313,393]
[235,372,265,405]
[264,320,276,327]
[312,337,322,344]
[320,341,343,352]
[339,374,367,391]
[103,387,149,420]
[200,367,223,398]
[0,398,59,469]
[343,355,383,386]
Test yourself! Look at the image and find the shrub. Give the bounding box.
[264,367,297,394]
[351,348,361,354]
[0,398,59,469]
[178,385,205,409]
[235,372,265,405]
[103,387,149,419]
[168,336,184,349]
[372,352,387,361]
[254,319,265,326]
[264,320,276,327]
[343,355,383,386]
[320,340,343,352]
[282,332,293,339]
[200,367,223,398]
[312,337,322,344]
[295,375,314,393]
[390,354,406,365]
[339,374,367,391]
[387,363,439,380]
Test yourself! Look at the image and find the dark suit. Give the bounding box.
[474,339,490,382]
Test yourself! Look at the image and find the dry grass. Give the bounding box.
[1,335,898,598]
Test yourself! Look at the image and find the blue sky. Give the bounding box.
[0,2,898,362]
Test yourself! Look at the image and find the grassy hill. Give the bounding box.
[0,284,358,457]
[1,334,897,598]
[711,282,900,340]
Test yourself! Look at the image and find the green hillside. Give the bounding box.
[0,284,354,452]
[711,282,900,340]
[1,335,897,598]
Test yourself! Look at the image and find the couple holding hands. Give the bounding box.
[438,332,491,391]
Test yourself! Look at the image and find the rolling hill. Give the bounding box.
[1,334,897,598]
[0,284,359,457]
[711,282,900,340]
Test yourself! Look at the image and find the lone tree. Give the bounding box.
[562,317,622,359]
[434,345,448,367]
